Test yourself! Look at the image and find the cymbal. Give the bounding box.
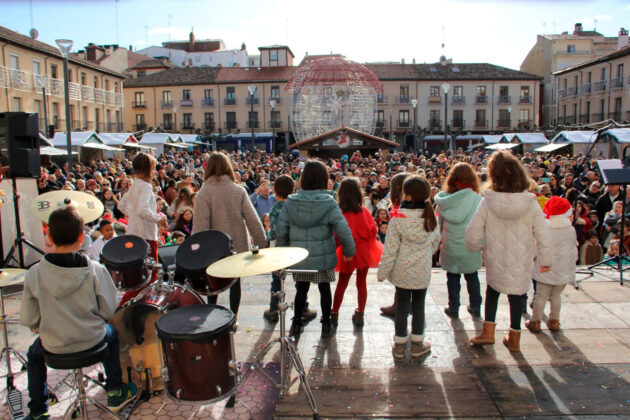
[206,247,308,278]
[31,191,104,224]
[0,268,27,288]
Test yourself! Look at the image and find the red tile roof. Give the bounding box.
[215,66,297,83]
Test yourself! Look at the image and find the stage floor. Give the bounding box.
[2,266,630,419]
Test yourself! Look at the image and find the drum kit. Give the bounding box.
[0,189,323,420]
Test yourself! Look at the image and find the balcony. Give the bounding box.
[224,121,238,130]
[377,95,388,104]
[163,122,173,131]
[269,120,282,128]
[475,95,488,104]
[553,50,589,56]
[0,67,8,89]
[579,114,589,124]
[428,119,442,130]
[517,119,532,130]
[203,97,215,106]
[203,122,215,131]
[116,93,125,107]
[610,77,623,90]
[396,96,412,104]
[132,101,146,108]
[181,122,195,130]
[397,120,410,128]
[51,78,64,97]
[53,118,65,129]
[580,83,591,96]
[376,120,385,128]
[97,122,106,132]
[105,90,116,105]
[451,96,465,106]
[68,82,82,101]
[557,89,567,99]
[161,101,172,109]
[519,95,532,104]
[246,97,259,105]
[246,120,259,129]
[498,96,511,104]
[224,98,237,106]
[95,88,105,104]
[84,121,94,130]
[567,86,578,97]
[593,80,606,92]
[565,115,576,124]
[180,99,193,107]
[474,119,488,128]
[72,120,81,130]
[497,119,511,129]
[33,74,49,93]
[557,117,565,125]
[428,96,441,105]
[451,119,465,129]
[592,113,605,122]
[10,69,31,91]
[134,123,147,131]
[81,85,94,102]
[609,112,622,121]
[106,122,124,132]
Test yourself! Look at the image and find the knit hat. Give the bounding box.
[543,196,572,219]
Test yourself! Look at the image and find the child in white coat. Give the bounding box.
[526,196,577,333]
[378,176,440,359]
[466,151,552,352]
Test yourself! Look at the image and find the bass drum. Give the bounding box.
[109,282,204,392]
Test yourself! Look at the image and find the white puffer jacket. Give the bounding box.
[532,217,577,285]
[465,190,553,295]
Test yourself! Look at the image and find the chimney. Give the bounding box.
[619,28,629,49]
[573,23,583,35]
[188,30,195,51]
[401,58,405,64]
[241,42,246,51]
[129,45,133,51]
[412,58,416,64]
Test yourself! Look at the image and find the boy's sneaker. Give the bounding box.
[24,414,49,420]
[263,309,279,322]
[411,341,432,357]
[107,383,137,412]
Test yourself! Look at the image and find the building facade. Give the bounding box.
[0,26,126,134]
[553,45,630,126]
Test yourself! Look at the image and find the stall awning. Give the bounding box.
[81,143,123,151]
[123,143,155,149]
[40,146,77,156]
[486,143,519,150]
[165,143,191,149]
[535,143,571,152]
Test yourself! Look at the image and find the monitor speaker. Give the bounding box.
[0,112,41,178]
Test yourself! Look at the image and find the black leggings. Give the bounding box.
[293,282,331,324]
[395,287,427,337]
[207,279,241,315]
[484,285,524,330]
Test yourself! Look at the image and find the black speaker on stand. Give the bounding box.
[0,112,44,269]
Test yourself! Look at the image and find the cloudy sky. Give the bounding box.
[1,0,629,70]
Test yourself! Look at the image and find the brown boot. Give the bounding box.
[352,310,364,327]
[470,322,496,346]
[548,319,560,331]
[380,292,397,316]
[503,329,521,352]
[330,312,339,327]
[525,320,541,333]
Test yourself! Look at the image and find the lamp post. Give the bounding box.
[248,85,257,149]
[269,99,276,152]
[173,106,178,133]
[56,39,73,165]
[442,82,450,153]
[411,99,418,152]
[507,106,512,131]
[389,111,393,141]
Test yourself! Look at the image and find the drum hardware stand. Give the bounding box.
[239,269,320,420]
[2,176,44,269]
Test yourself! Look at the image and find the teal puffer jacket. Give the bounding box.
[434,188,482,274]
[276,190,355,271]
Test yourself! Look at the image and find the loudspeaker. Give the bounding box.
[0,112,41,178]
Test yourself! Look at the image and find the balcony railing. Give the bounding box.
[116,93,125,107]
[497,119,511,129]
[203,97,215,106]
[579,114,589,124]
[376,120,385,128]
[517,119,532,130]
[593,80,606,92]
[609,112,622,121]
[96,122,106,132]
[0,67,8,89]
[105,90,116,105]
[429,119,442,130]
[428,96,441,104]
[396,95,412,104]
[269,120,282,128]
[557,117,565,125]
[10,69,31,91]
[67,82,82,101]
[132,101,146,108]
[246,97,259,105]
[558,89,567,99]
[95,88,105,104]
[224,121,238,129]
[53,118,65,129]
[203,122,215,131]
[610,77,623,90]
[134,123,147,131]
[580,83,591,96]
[498,95,511,104]
[161,101,172,109]
[106,122,124,132]
[451,96,465,106]
[475,95,488,104]
[567,86,578,97]
[81,85,94,102]
[565,115,576,124]
[246,120,259,129]
[553,50,589,56]
[451,119,465,129]
[224,98,237,106]
[519,95,532,104]
[33,74,49,93]
[474,119,488,128]
[181,122,195,130]
[592,113,605,122]
[397,120,410,128]
[377,95,388,104]
[180,99,193,107]
[72,120,81,130]
[163,122,173,131]
[85,121,94,130]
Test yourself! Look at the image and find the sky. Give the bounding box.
[0,0,629,70]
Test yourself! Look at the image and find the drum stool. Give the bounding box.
[44,342,127,420]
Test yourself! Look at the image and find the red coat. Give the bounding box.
[336,207,383,272]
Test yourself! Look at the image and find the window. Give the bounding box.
[520,86,530,97]
[475,109,486,124]
[270,86,280,99]
[323,110,332,122]
[204,89,213,99]
[137,71,146,77]
[399,110,409,125]
[32,60,40,75]
[601,99,606,115]
[587,72,592,83]
[204,112,214,130]
[82,106,88,127]
[429,86,441,102]
[163,114,172,129]
[562,105,567,119]
[114,81,119,93]
[94,76,99,88]
[477,86,486,96]
[615,97,622,119]
[81,73,86,85]
[400,84,409,102]
[563,78,568,89]
[585,101,591,117]
[135,114,145,128]
[567,45,575,53]
[322,87,333,96]
[453,109,463,124]
[183,90,191,100]
[134,92,145,107]
[498,109,510,124]
[377,110,384,123]
[226,87,235,99]
[248,111,259,128]
[183,113,192,128]
[12,97,21,112]
[105,79,110,90]
[51,64,58,79]
[601,67,607,81]
[270,50,278,61]
[499,86,509,96]
[453,86,463,96]
[429,110,440,122]
[9,54,18,70]
[520,109,530,121]
[618,64,624,79]
[34,99,41,115]
[226,112,236,129]
[163,91,171,102]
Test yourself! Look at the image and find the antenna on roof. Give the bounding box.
[594,19,598,32]
[168,13,173,61]
[543,22,546,35]
[115,0,119,45]
[441,25,446,57]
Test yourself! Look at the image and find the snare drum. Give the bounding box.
[156,304,237,403]
[109,282,204,392]
[101,235,151,291]
[176,230,236,295]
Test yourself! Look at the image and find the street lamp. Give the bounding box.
[248,85,257,149]
[411,99,418,152]
[269,99,276,152]
[442,82,450,153]
[173,106,178,133]
[56,38,73,165]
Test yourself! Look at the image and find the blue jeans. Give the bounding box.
[27,324,123,416]
[269,271,281,310]
[446,271,482,313]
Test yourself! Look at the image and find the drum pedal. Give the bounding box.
[7,388,25,420]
